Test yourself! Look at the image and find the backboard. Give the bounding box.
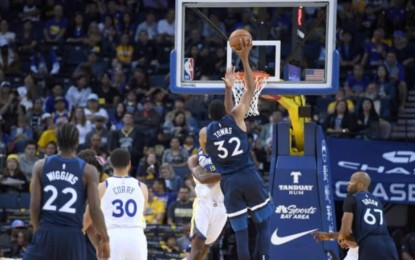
[170,0,339,95]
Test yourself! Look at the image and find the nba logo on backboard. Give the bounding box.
[184,58,194,80]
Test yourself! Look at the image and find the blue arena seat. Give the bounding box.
[20,192,31,209]
[0,193,19,209]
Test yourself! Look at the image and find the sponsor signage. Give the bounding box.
[328,138,415,204]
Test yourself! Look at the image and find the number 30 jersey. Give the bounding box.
[40,155,86,228]
[101,177,146,229]
[206,115,255,175]
[345,191,389,244]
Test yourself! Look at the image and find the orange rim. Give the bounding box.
[235,71,269,90]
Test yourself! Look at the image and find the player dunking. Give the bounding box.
[24,123,110,260]
[97,148,148,260]
[201,38,274,260]
[338,171,398,260]
[187,147,226,259]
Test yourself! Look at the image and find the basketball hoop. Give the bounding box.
[232,71,269,117]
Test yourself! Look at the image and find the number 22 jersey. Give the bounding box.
[206,115,255,175]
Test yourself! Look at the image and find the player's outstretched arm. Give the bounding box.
[313,231,339,242]
[84,164,110,259]
[29,159,45,232]
[188,155,221,184]
[223,66,236,114]
[231,38,255,126]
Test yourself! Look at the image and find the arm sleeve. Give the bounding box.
[343,195,357,213]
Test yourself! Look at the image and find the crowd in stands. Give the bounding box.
[0,0,414,259]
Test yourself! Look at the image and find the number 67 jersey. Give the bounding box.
[205,115,255,175]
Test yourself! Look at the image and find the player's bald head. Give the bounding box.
[351,171,371,190]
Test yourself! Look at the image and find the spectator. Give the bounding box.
[133,97,161,138]
[44,141,57,157]
[157,9,175,44]
[134,12,158,41]
[84,93,109,122]
[83,21,102,51]
[17,73,40,112]
[118,12,135,36]
[84,115,110,148]
[12,230,31,258]
[182,134,198,156]
[18,140,38,181]
[83,132,108,158]
[344,64,371,97]
[150,88,169,117]
[167,186,193,225]
[163,111,194,141]
[384,51,407,113]
[109,102,126,130]
[0,39,19,74]
[0,19,16,45]
[145,187,166,225]
[0,82,24,134]
[374,65,398,119]
[108,112,144,168]
[401,232,415,260]
[161,137,189,169]
[115,33,134,68]
[391,30,415,87]
[8,116,34,154]
[30,43,60,76]
[125,89,139,114]
[18,0,41,22]
[44,83,69,113]
[127,67,151,99]
[65,75,92,110]
[327,88,356,114]
[136,150,159,182]
[26,98,44,139]
[111,67,127,93]
[161,234,182,254]
[258,110,284,151]
[133,30,158,71]
[43,4,68,43]
[37,115,65,154]
[360,28,389,68]
[159,163,183,193]
[337,30,362,69]
[355,98,381,139]
[70,106,92,146]
[153,178,176,208]
[66,12,87,43]
[95,73,121,108]
[16,20,38,55]
[323,99,357,137]
[0,154,28,193]
[165,97,192,123]
[51,96,69,122]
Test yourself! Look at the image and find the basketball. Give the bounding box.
[229,29,252,50]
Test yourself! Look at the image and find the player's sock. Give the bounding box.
[234,229,251,260]
[253,219,270,260]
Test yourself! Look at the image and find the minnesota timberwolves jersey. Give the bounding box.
[40,155,86,228]
[351,191,389,243]
[101,177,146,229]
[206,115,254,174]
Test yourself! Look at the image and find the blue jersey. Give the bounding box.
[348,191,389,243]
[40,155,86,229]
[205,115,255,174]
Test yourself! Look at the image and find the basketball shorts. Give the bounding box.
[358,235,398,260]
[344,247,358,260]
[190,197,227,245]
[108,227,147,260]
[220,167,275,232]
[23,226,85,260]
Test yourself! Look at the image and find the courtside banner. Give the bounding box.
[327,138,415,204]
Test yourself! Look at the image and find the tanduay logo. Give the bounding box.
[383,151,415,164]
[278,171,313,195]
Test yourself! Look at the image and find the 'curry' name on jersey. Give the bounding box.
[113,185,135,195]
[45,171,79,185]
[213,127,233,138]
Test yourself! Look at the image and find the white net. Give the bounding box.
[232,71,269,117]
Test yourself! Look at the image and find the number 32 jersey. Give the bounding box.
[101,177,146,229]
[206,115,255,175]
[344,191,389,244]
